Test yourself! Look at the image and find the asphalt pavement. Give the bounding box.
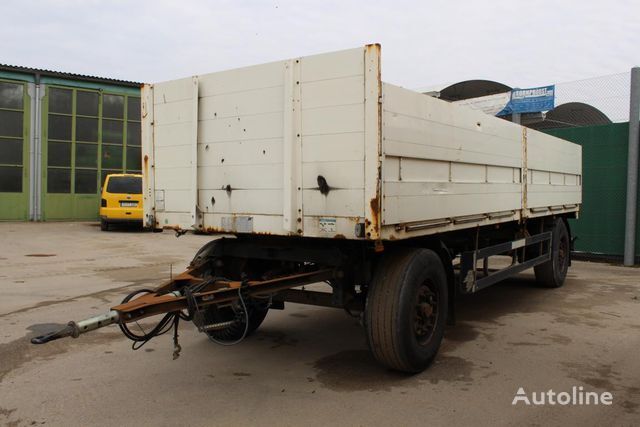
[0,222,638,426]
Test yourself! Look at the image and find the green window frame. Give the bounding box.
[0,80,27,193]
[45,86,141,194]
[100,93,141,185]
[125,95,141,174]
[47,86,74,193]
[74,89,99,194]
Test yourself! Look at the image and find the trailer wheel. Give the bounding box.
[534,219,570,288]
[365,248,448,373]
[203,303,269,342]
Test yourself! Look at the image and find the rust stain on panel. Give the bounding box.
[369,196,380,234]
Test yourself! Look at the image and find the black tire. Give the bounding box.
[203,303,269,342]
[100,219,109,231]
[534,219,570,288]
[365,248,448,373]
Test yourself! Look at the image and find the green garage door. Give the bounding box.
[43,86,141,220]
[0,80,29,220]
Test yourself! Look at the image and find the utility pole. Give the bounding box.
[624,67,640,266]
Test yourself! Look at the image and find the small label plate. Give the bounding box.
[221,216,254,233]
[319,217,337,233]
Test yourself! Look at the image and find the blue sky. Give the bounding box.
[1,0,638,88]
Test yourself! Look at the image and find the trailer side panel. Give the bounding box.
[380,83,523,236]
[143,45,582,240]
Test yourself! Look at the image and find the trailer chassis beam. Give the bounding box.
[113,268,335,323]
[31,267,335,344]
[458,231,552,294]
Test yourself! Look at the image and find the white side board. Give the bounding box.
[379,83,581,239]
[143,45,581,241]
[144,46,379,237]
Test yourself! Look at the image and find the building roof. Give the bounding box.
[0,63,141,88]
[526,102,612,130]
[439,80,512,101]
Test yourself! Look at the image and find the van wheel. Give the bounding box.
[534,219,570,288]
[100,219,109,231]
[365,248,448,373]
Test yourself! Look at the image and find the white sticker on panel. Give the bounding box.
[319,217,337,233]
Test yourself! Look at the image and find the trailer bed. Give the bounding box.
[142,44,581,240]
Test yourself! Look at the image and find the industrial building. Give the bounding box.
[0,65,141,221]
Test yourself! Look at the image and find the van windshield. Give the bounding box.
[106,176,142,194]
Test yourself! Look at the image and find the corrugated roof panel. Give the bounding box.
[0,63,141,87]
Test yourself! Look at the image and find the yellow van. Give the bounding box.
[99,174,143,231]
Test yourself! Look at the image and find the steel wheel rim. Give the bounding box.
[558,233,569,276]
[413,280,439,345]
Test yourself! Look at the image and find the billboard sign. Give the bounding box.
[497,85,555,115]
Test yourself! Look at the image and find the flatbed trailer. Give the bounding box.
[33,45,581,373]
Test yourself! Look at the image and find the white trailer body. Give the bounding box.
[142,45,581,241]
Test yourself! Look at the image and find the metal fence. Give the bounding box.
[555,71,631,123]
[542,68,639,263]
[545,123,636,259]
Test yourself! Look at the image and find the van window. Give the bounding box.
[106,176,142,194]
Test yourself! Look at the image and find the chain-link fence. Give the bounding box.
[434,70,635,128]
[555,71,631,123]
